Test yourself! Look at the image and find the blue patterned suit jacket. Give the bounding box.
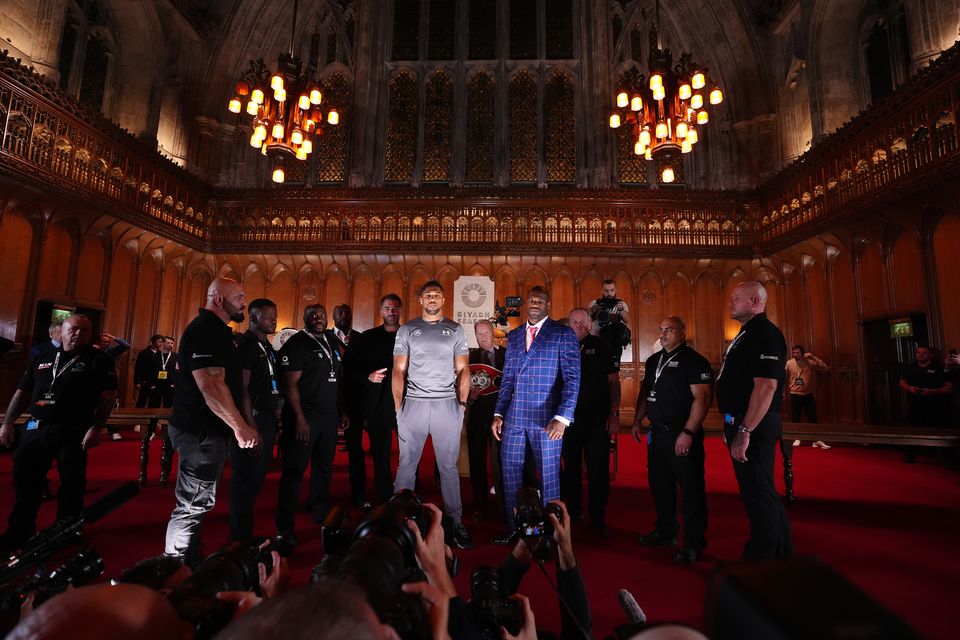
[494,318,581,429]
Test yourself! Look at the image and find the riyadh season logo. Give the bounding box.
[461,283,487,309]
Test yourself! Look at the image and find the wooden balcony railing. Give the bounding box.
[210,188,752,254]
[0,51,210,245]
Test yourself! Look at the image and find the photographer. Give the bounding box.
[586,280,629,336]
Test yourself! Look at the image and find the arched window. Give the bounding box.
[315,72,352,184]
[385,70,418,182]
[615,67,646,184]
[78,33,110,110]
[423,69,453,182]
[509,70,537,183]
[466,71,495,183]
[545,69,574,183]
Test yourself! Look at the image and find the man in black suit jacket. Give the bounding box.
[332,304,366,507]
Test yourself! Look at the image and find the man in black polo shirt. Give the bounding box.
[331,304,367,508]
[0,314,117,550]
[353,294,403,506]
[134,335,165,408]
[717,281,793,559]
[276,304,347,541]
[229,298,281,544]
[164,277,260,565]
[632,316,713,563]
[563,308,620,538]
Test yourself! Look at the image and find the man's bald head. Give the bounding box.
[8,584,185,640]
[206,277,246,324]
[61,314,93,352]
[729,281,768,323]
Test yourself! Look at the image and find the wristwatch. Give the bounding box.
[737,424,753,434]
[682,428,695,436]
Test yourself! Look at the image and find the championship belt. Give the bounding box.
[469,363,502,397]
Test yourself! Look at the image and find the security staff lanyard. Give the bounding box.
[160,351,172,371]
[717,329,746,380]
[257,340,280,394]
[40,351,82,406]
[302,330,334,362]
[649,347,682,400]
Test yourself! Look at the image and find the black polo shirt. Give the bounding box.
[170,309,242,436]
[641,344,714,426]
[278,330,341,415]
[574,335,618,422]
[19,344,118,427]
[134,348,161,386]
[716,313,786,416]
[358,325,400,415]
[237,330,280,414]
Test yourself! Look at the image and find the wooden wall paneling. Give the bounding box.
[521,265,548,298]
[243,266,267,303]
[156,262,181,338]
[270,269,296,330]
[829,250,863,421]
[932,213,960,348]
[0,213,34,341]
[436,264,460,319]
[381,266,406,323]
[75,234,106,304]
[127,255,159,403]
[324,267,350,323]
[612,270,634,362]
[692,273,722,366]
[178,271,209,335]
[578,270,603,308]
[665,273,693,343]
[722,270,745,340]
[493,265,520,336]
[351,267,377,332]
[635,271,664,364]
[37,222,74,299]
[105,247,136,340]
[550,268,575,319]
[407,265,431,321]
[857,240,886,317]
[889,229,925,312]
[298,269,323,324]
[805,259,834,418]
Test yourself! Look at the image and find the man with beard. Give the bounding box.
[134,335,165,408]
[229,299,281,544]
[393,281,473,548]
[276,304,348,543]
[164,277,260,565]
[353,294,403,507]
[0,314,117,551]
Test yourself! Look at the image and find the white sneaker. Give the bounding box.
[814,440,831,450]
[792,440,801,447]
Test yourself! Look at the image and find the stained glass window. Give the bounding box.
[466,70,495,182]
[468,0,496,59]
[385,70,418,182]
[509,70,537,182]
[315,73,351,184]
[615,67,646,184]
[392,0,420,60]
[423,69,452,182]
[510,0,537,59]
[428,0,455,60]
[545,0,573,59]
[544,69,574,182]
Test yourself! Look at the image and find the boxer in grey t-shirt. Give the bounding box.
[392,280,473,548]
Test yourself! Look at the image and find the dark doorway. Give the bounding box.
[31,301,104,351]
[862,314,927,424]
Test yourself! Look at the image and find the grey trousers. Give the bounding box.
[394,397,465,523]
[164,425,229,564]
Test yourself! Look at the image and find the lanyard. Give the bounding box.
[50,351,82,386]
[160,351,172,370]
[302,330,334,362]
[653,348,682,388]
[718,329,746,380]
[257,340,276,379]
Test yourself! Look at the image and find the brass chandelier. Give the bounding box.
[226,0,338,183]
[608,0,723,183]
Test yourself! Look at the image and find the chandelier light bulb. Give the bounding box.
[249,133,261,148]
[687,127,699,144]
[710,88,723,105]
[228,98,242,113]
[304,118,315,132]
[255,124,267,139]
[691,72,706,90]
[697,110,709,124]
[296,147,308,160]
[653,86,666,101]
[272,123,284,139]
[630,96,642,111]
[662,167,675,183]
[246,100,258,115]
[310,88,322,105]
[681,139,692,153]
[274,88,287,102]
[655,121,668,139]
[639,129,651,146]
[609,114,621,129]
[298,94,310,110]
[271,74,284,91]
[649,73,663,90]
[291,129,303,145]
[251,88,264,104]
[690,94,703,110]
[679,84,692,100]
[644,147,652,160]
[676,121,688,139]
[302,139,313,154]
[327,110,339,125]
[272,166,285,183]
[634,140,645,155]
[616,92,629,108]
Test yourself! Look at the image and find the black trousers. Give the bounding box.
[6,423,87,541]
[346,401,396,505]
[646,424,707,548]
[724,413,794,559]
[561,416,611,524]
[789,394,818,423]
[229,411,278,543]
[466,400,496,510]
[276,411,339,533]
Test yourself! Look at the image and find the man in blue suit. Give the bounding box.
[491,286,580,540]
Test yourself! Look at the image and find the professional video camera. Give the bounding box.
[314,490,455,640]
[467,565,525,639]
[513,487,563,561]
[167,539,289,640]
[494,296,523,326]
[0,548,103,614]
[592,297,631,348]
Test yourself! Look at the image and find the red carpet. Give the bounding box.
[1,435,958,638]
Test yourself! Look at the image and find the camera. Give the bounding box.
[0,548,103,613]
[314,490,453,640]
[494,296,523,326]
[592,296,622,327]
[593,297,631,349]
[467,565,525,639]
[513,488,563,561]
[167,539,288,639]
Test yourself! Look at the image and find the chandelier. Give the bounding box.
[226,0,338,183]
[608,0,723,183]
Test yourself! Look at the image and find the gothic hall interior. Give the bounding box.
[1,0,960,638]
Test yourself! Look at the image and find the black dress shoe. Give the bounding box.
[491,530,519,546]
[275,530,299,549]
[674,547,700,563]
[636,529,677,546]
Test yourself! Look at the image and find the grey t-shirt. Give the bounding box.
[394,317,469,399]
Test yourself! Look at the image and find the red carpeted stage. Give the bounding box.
[1,434,957,639]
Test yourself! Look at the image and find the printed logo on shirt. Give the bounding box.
[759,354,779,360]
[441,328,452,336]
[412,329,423,337]
[37,363,52,370]
[192,353,213,359]
[700,372,713,380]
[668,361,680,368]
[281,355,289,363]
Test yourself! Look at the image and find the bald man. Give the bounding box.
[164,277,260,566]
[716,281,793,559]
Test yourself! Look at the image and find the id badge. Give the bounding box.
[328,374,338,384]
[39,391,57,407]
[26,418,40,431]
[723,413,735,426]
[271,379,280,395]
[646,392,657,403]
[794,376,804,386]
[158,370,168,380]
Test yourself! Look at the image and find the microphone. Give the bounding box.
[83,481,140,524]
[618,588,647,625]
